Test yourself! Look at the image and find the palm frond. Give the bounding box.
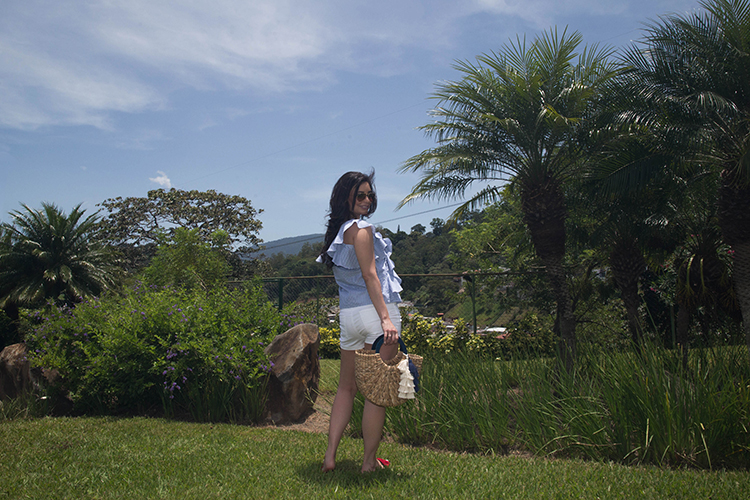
[0,203,120,308]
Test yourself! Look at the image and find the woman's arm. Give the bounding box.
[346,223,399,345]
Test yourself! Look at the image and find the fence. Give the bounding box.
[256,271,545,333]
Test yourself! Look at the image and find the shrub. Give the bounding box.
[401,312,446,355]
[318,326,341,359]
[464,313,555,359]
[428,318,471,354]
[27,280,281,422]
[496,313,556,359]
[575,299,632,353]
[403,311,554,359]
[0,309,15,349]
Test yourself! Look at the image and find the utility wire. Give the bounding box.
[256,201,464,253]
[374,202,463,225]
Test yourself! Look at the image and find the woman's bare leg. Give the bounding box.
[322,349,357,472]
[361,399,386,472]
[360,342,397,472]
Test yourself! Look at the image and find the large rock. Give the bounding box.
[264,323,320,424]
[0,343,35,400]
[0,343,71,414]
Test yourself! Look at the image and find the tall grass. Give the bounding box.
[385,351,513,453]
[586,345,750,468]
[0,391,50,421]
[380,344,750,469]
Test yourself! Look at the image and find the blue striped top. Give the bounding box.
[316,219,402,309]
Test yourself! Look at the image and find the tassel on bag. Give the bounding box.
[396,357,415,399]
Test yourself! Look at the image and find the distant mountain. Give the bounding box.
[245,233,324,259]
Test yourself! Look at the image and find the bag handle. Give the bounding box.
[372,334,421,393]
[371,334,409,354]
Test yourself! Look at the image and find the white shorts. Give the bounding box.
[339,302,401,351]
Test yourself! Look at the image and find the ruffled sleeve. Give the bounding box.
[315,219,367,268]
[372,224,402,295]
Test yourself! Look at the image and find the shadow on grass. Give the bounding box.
[296,459,413,488]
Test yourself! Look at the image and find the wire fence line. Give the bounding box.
[230,270,545,333]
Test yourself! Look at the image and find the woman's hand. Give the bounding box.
[381,318,399,345]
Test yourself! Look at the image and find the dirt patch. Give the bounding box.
[260,391,333,434]
[261,390,534,460]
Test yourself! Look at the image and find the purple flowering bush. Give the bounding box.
[27,280,282,422]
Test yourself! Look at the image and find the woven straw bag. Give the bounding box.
[355,337,423,407]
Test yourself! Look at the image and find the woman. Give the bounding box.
[317,171,403,473]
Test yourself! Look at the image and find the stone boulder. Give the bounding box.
[0,343,35,400]
[264,323,320,424]
[0,343,71,414]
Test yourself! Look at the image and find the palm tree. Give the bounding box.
[621,0,750,358]
[0,203,121,335]
[399,28,620,370]
[583,127,688,349]
[673,217,737,366]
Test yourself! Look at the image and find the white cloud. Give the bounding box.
[0,3,163,130]
[0,0,475,130]
[0,1,332,130]
[149,171,172,189]
[197,118,218,131]
[115,128,170,151]
[92,1,335,90]
[470,0,635,29]
[0,0,690,131]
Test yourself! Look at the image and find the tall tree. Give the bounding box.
[622,0,750,358]
[97,188,264,273]
[673,215,737,366]
[583,134,682,349]
[142,228,231,291]
[98,189,263,248]
[399,28,619,369]
[0,203,121,342]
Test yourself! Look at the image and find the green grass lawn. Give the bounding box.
[1,359,749,499]
[2,417,748,499]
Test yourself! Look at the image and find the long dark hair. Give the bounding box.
[318,171,377,268]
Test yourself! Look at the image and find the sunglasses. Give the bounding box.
[355,191,376,202]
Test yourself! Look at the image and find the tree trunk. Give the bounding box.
[675,301,691,371]
[521,178,575,371]
[543,253,576,372]
[731,241,750,361]
[717,173,750,365]
[610,240,646,350]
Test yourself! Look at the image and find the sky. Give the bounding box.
[1,0,699,246]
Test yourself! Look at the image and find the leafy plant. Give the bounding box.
[400,312,446,355]
[27,280,281,422]
[0,203,121,345]
[142,227,231,291]
[318,326,341,359]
